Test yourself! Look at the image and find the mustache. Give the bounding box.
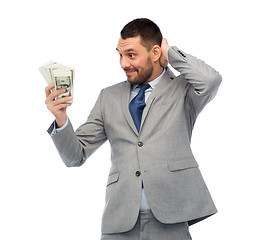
[124,68,138,72]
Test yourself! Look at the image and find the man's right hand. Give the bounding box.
[45,83,73,128]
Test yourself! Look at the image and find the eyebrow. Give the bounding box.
[116,48,137,53]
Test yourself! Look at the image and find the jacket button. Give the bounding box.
[138,142,143,147]
[177,50,186,57]
[135,171,141,177]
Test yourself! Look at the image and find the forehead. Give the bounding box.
[116,36,145,53]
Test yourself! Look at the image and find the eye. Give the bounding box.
[129,54,135,58]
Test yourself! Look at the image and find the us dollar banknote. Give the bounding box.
[39,61,74,103]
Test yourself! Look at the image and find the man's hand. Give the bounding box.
[45,83,73,128]
[160,38,170,68]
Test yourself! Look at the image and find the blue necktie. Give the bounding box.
[129,84,150,132]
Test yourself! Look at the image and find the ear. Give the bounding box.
[151,45,162,62]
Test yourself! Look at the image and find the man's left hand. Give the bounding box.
[160,38,170,67]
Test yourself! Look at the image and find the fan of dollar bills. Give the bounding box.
[39,61,74,103]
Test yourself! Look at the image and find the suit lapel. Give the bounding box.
[121,81,139,136]
[140,68,175,131]
[121,67,175,135]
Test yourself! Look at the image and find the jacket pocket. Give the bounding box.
[168,157,199,172]
[106,172,120,187]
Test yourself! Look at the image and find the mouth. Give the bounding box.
[124,69,137,77]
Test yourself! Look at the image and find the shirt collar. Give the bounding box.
[131,68,166,91]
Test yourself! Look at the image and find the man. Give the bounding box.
[45,18,222,240]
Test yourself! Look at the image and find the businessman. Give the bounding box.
[45,18,222,240]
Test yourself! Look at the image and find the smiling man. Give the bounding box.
[45,18,222,240]
[117,37,162,85]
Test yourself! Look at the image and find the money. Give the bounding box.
[39,61,74,103]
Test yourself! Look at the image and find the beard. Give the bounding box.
[125,57,153,85]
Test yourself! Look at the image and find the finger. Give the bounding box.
[159,54,168,67]
[45,83,55,97]
[46,99,72,114]
[47,88,67,102]
[51,96,73,107]
[55,102,72,110]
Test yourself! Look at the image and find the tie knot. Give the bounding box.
[138,83,150,92]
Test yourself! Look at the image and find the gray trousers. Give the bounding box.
[101,211,192,240]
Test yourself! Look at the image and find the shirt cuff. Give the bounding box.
[50,117,69,136]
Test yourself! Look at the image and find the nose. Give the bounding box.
[120,56,130,69]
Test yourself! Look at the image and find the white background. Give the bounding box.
[1,0,253,239]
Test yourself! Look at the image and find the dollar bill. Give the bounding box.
[39,61,74,103]
[50,68,74,102]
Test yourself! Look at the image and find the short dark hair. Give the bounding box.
[120,18,162,51]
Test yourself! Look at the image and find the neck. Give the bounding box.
[145,65,164,83]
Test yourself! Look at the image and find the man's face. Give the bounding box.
[116,36,154,85]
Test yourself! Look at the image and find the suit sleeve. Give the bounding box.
[47,90,107,167]
[168,46,222,115]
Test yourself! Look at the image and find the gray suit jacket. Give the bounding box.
[48,46,222,234]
